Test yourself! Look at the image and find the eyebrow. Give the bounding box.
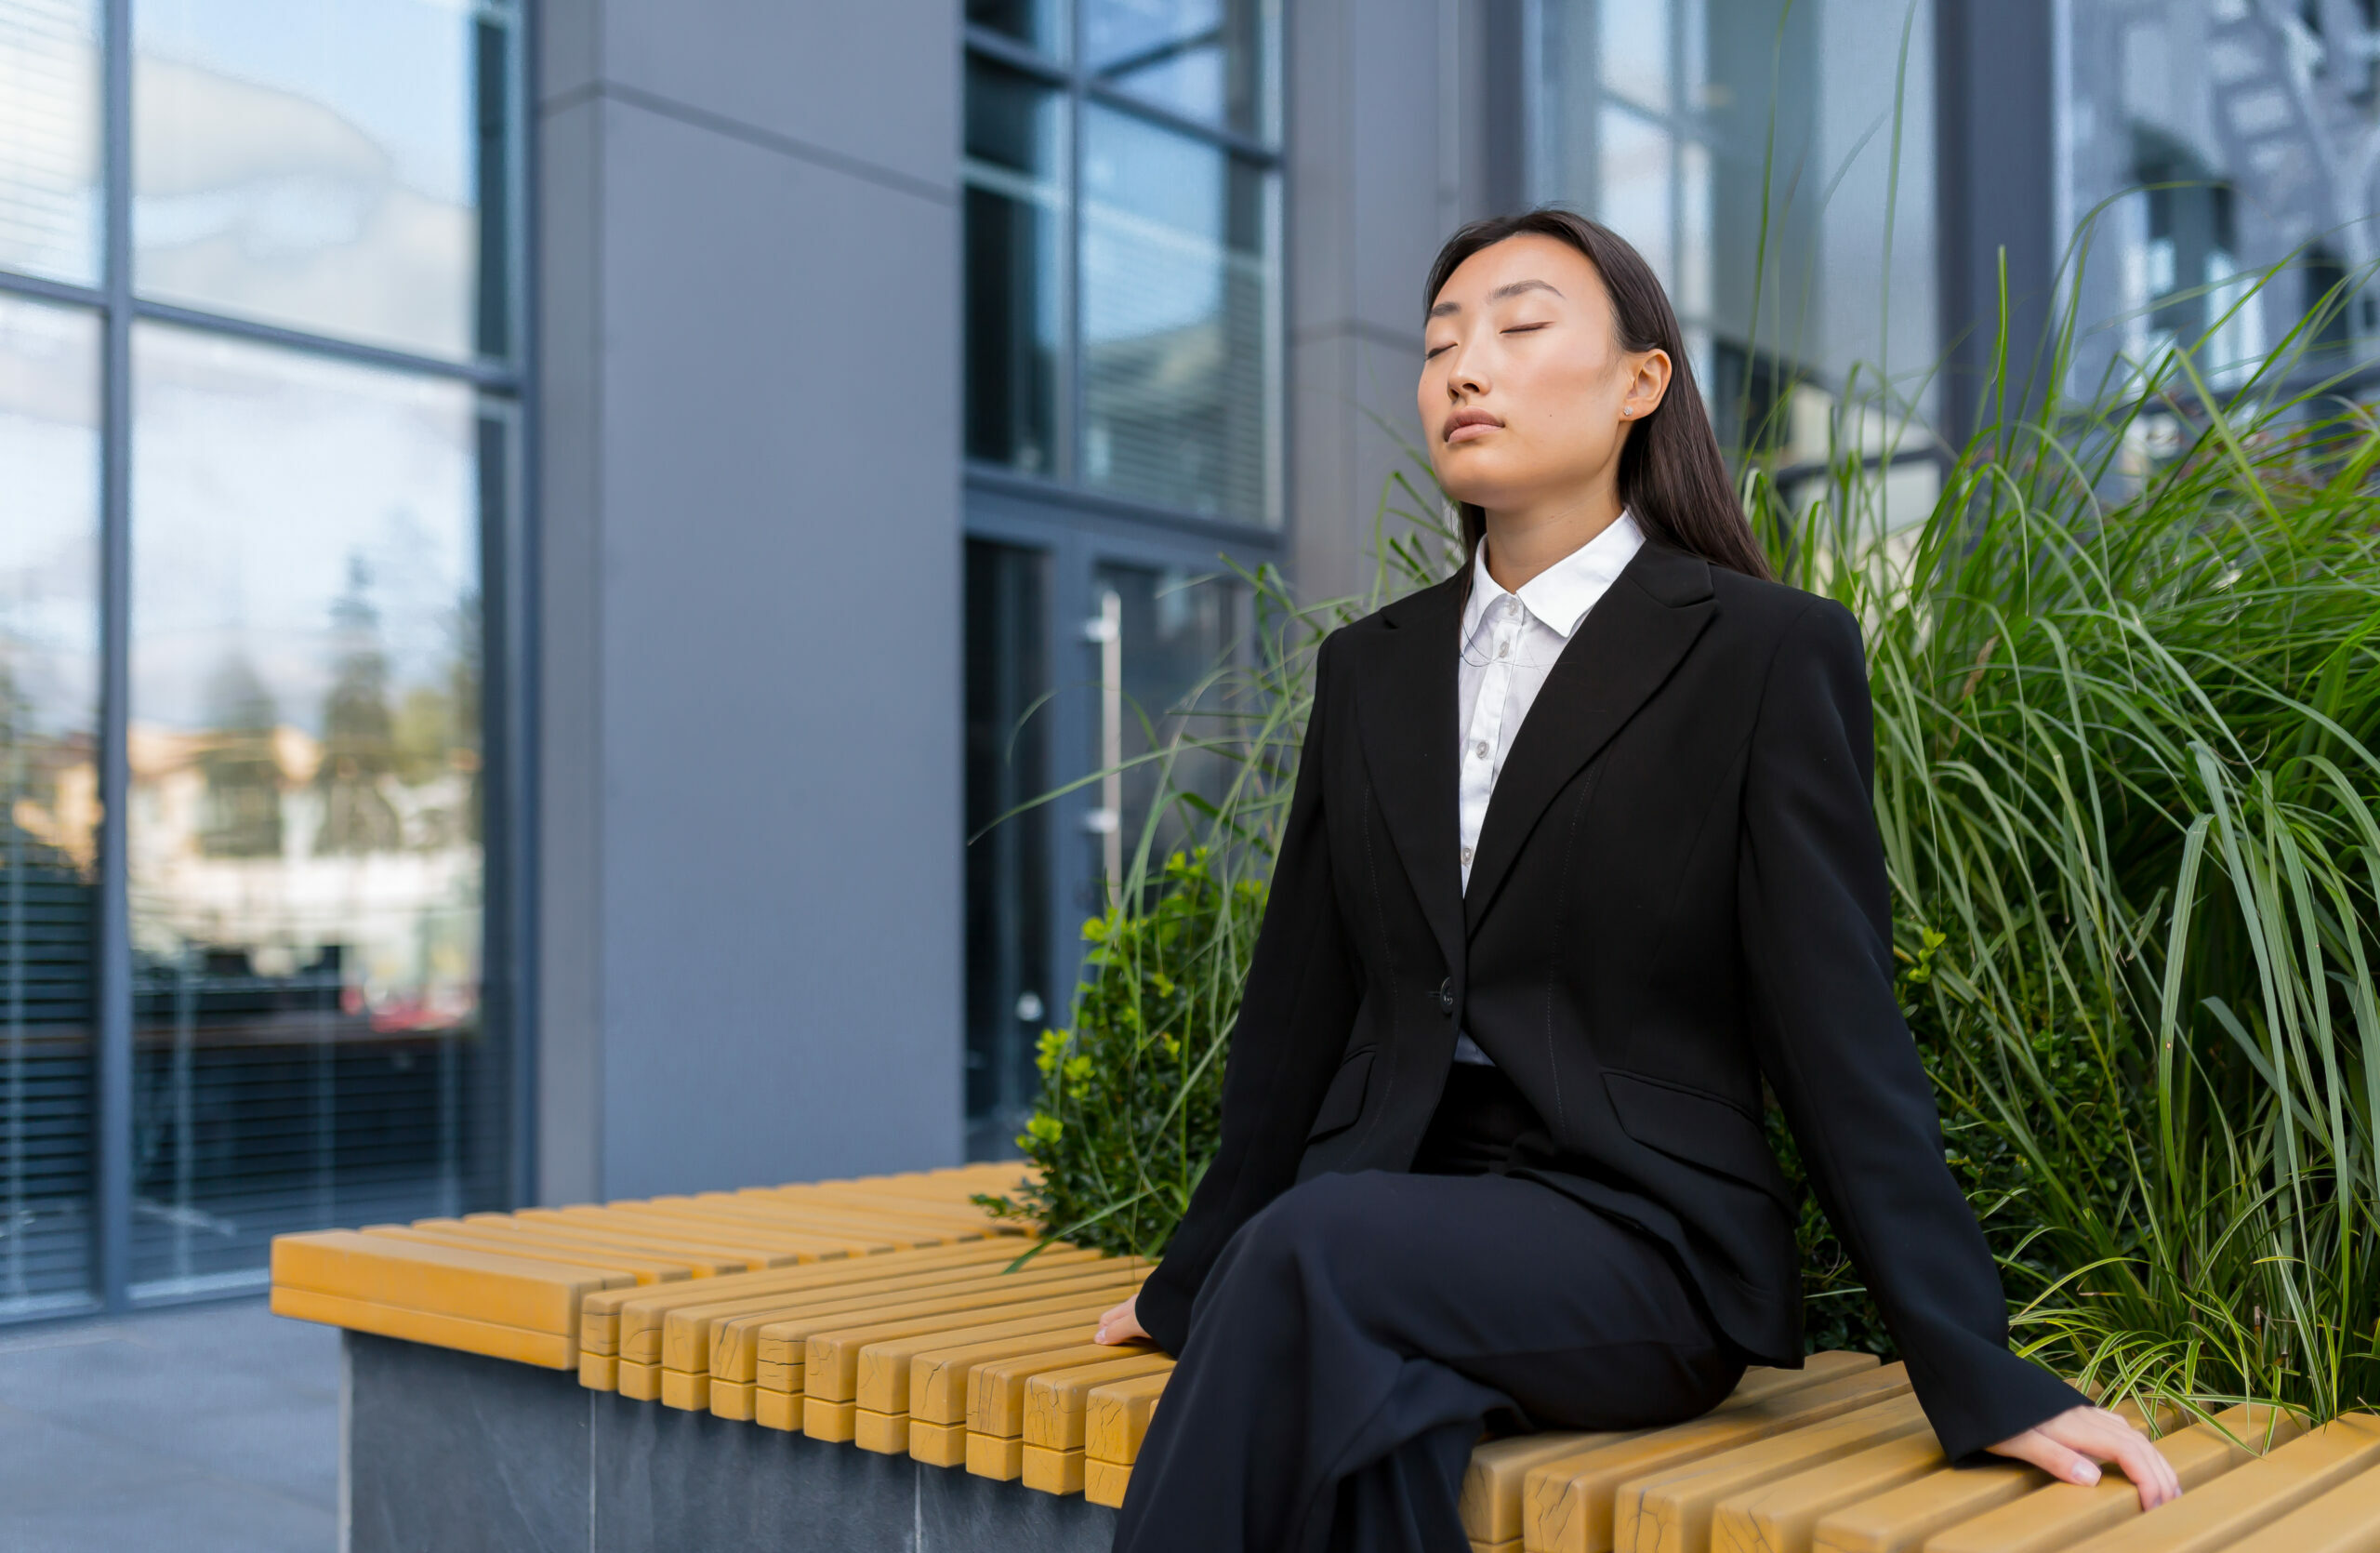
[1428,277,1564,319]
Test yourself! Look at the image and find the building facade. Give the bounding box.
[1,0,2373,1320]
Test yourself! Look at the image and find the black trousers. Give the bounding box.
[1111,1062,1749,1553]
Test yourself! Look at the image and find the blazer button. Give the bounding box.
[1435,976,1454,1015]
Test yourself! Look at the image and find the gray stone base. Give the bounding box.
[343,1332,1118,1553]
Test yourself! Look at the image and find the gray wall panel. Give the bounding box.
[537,0,965,1201]
[536,92,608,1205]
[594,102,963,1195]
[602,0,960,194]
[1285,0,1499,604]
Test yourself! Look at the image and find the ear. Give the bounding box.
[1618,347,1673,421]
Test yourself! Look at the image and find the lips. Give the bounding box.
[1443,409,1503,444]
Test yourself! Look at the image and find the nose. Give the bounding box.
[1443,331,1488,399]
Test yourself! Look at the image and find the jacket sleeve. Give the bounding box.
[1134,630,1364,1355]
[1736,597,2090,1462]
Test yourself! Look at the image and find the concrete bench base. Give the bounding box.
[344,1331,1119,1553]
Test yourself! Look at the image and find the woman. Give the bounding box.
[1089,208,2180,1553]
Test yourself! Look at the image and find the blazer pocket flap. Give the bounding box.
[1603,1071,1794,1208]
[1306,1049,1376,1142]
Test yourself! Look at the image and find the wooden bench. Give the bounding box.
[272,1166,2380,1553]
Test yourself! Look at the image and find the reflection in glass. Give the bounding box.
[964,55,1067,475]
[0,0,100,285]
[1091,561,1244,904]
[2059,1,2373,398]
[1600,0,1670,113]
[0,297,99,1317]
[1600,106,1673,296]
[1086,0,1274,140]
[133,0,515,361]
[128,324,502,1295]
[1081,105,1276,524]
[963,540,1050,1162]
[968,0,1067,59]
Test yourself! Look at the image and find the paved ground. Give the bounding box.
[0,1299,337,1552]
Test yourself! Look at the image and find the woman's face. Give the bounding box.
[1417,233,1671,514]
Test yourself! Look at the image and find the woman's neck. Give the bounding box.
[1480,486,1626,594]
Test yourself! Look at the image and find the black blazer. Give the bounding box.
[1132,538,2090,1462]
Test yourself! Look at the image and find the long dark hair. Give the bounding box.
[1423,206,1772,582]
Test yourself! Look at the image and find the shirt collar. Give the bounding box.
[1461,508,1646,644]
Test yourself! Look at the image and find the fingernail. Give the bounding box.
[2078,1465,2100,1483]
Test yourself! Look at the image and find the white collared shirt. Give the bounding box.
[1449,509,1646,1064]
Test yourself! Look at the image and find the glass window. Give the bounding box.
[1080,104,1276,523]
[1085,0,1275,140]
[969,0,1067,60]
[964,55,1068,475]
[0,0,100,286]
[126,324,502,1296]
[0,295,100,1319]
[963,539,1050,1162]
[1089,561,1245,899]
[132,0,516,362]
[2058,1,2373,401]
[1536,0,1940,485]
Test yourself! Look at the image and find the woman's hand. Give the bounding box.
[1986,1404,2181,1510]
[1094,1291,1149,1346]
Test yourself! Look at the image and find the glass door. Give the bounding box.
[961,532,1251,1161]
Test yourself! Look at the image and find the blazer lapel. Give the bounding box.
[1352,573,1467,979]
[1461,542,1716,937]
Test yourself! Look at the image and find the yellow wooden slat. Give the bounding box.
[1802,1399,2166,1553]
[968,1345,1150,1440]
[658,1247,1104,1370]
[804,1395,859,1441]
[900,1325,1135,1426]
[1525,1362,1915,1553]
[1922,1403,2311,1553]
[1459,1354,1882,1548]
[1710,1428,1949,1553]
[660,1369,708,1412]
[745,1268,1144,1395]
[403,1216,741,1278]
[1085,1369,1173,1466]
[360,1225,688,1286]
[270,1285,574,1369]
[1023,1441,1086,1495]
[709,1378,756,1422]
[583,1256,916,1362]
[614,1240,1062,1366]
[533,1204,879,1259]
[509,1211,810,1268]
[805,1283,1144,1403]
[1611,1393,1930,1553]
[854,1408,910,1454]
[967,1432,1028,1481]
[2219,1460,2380,1553]
[859,1310,1142,1415]
[579,1352,619,1389]
[2056,1414,2380,1553]
[617,1360,661,1400]
[1024,1353,1179,1453]
[756,1387,800,1432]
[911,1417,969,1467]
[1086,1457,1134,1509]
[271,1230,625,1342]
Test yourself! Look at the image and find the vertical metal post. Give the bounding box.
[93,0,136,1312]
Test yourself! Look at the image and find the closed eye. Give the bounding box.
[1502,322,1550,335]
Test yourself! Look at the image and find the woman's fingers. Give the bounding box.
[1092,1293,1147,1346]
[1989,1404,2183,1511]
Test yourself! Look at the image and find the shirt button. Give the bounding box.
[1436,976,1455,1015]
[1497,640,1511,657]
[1473,740,1489,760]
[1460,844,1473,864]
